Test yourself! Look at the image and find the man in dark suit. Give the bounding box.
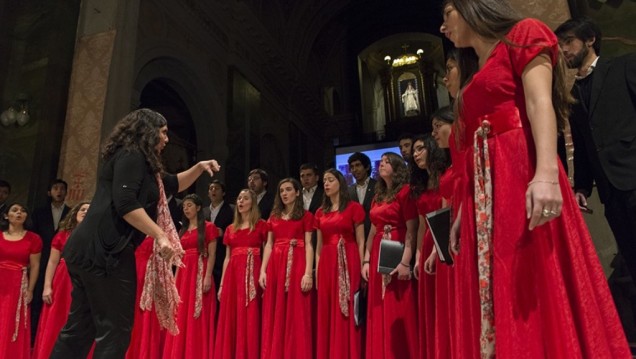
[299,163,323,214]
[347,152,376,239]
[0,179,10,215]
[203,179,234,289]
[248,168,274,219]
[556,18,636,281]
[31,178,71,342]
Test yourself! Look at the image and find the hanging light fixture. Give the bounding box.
[384,44,425,67]
[1,94,30,127]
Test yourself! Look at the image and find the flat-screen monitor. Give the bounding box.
[335,142,401,186]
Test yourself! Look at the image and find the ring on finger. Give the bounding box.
[541,208,551,217]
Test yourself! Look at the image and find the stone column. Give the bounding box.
[58,0,141,204]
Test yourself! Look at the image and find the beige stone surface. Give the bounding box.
[58,30,117,205]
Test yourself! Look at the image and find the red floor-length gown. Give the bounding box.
[366,185,419,359]
[33,231,95,359]
[436,151,466,359]
[261,211,314,359]
[0,231,41,359]
[453,18,630,358]
[126,236,165,359]
[214,220,267,359]
[415,189,442,359]
[162,221,218,359]
[314,201,365,359]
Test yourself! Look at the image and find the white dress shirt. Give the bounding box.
[356,177,370,204]
[302,185,317,210]
[208,201,224,223]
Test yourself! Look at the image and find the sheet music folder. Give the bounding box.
[425,207,453,265]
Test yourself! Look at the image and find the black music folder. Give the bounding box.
[353,289,367,326]
[378,240,404,274]
[425,207,453,265]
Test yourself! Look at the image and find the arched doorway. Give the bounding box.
[139,78,197,176]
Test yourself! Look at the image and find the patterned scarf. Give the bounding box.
[139,174,185,335]
[474,120,495,358]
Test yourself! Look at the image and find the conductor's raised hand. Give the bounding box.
[200,160,221,177]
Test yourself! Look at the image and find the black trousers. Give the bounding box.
[604,186,636,283]
[50,246,136,359]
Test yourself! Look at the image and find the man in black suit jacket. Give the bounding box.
[556,18,636,281]
[300,163,324,214]
[0,179,10,215]
[347,152,376,239]
[31,178,71,341]
[203,180,234,289]
[248,168,274,220]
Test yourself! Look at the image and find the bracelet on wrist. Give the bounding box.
[362,260,370,264]
[527,179,558,186]
[399,262,410,268]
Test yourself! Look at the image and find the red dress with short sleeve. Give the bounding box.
[454,18,630,358]
[415,189,442,359]
[162,221,219,359]
[126,236,165,359]
[366,185,419,359]
[0,230,42,359]
[314,201,365,359]
[214,220,267,359]
[33,231,94,359]
[261,211,314,359]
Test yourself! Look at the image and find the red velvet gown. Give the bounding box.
[433,158,461,359]
[366,185,419,359]
[314,201,365,359]
[415,189,442,359]
[126,236,165,359]
[33,231,95,359]
[214,220,267,359]
[0,231,42,359]
[261,211,314,359]
[162,221,219,359]
[453,18,630,358]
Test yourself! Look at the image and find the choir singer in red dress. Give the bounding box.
[260,178,314,359]
[362,153,419,359]
[440,0,630,357]
[215,189,267,359]
[314,169,365,359]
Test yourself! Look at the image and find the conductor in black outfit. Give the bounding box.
[51,109,220,359]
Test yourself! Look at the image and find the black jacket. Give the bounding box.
[348,178,376,238]
[570,54,636,201]
[258,191,275,220]
[63,150,177,274]
[203,201,234,288]
[307,186,324,214]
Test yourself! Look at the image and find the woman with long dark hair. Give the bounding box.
[33,202,92,359]
[0,202,42,359]
[361,152,419,359]
[314,169,365,359]
[51,108,220,358]
[409,133,449,359]
[215,189,267,359]
[441,1,629,357]
[260,178,314,359]
[162,194,219,358]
